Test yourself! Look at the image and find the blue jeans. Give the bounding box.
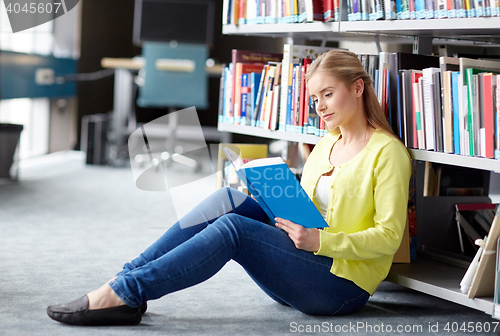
[110,187,369,316]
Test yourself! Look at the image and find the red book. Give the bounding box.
[311,0,325,21]
[481,73,494,158]
[239,0,246,24]
[497,76,500,153]
[456,203,497,212]
[298,59,310,132]
[293,64,302,130]
[323,0,335,21]
[411,72,423,148]
[301,59,312,133]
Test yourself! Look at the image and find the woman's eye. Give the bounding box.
[325,93,332,98]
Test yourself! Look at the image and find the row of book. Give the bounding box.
[219,47,500,160]
[385,52,500,159]
[218,46,335,137]
[223,0,500,26]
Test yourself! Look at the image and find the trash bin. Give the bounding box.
[0,123,23,178]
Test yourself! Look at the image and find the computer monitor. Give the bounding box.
[133,0,215,47]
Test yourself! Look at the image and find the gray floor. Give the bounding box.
[0,152,498,336]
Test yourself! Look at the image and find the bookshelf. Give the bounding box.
[219,18,500,317]
[222,18,500,45]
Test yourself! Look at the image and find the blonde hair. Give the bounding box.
[305,49,396,138]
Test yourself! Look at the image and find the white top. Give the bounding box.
[315,175,331,220]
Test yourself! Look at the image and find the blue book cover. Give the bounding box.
[415,0,426,17]
[451,71,461,154]
[374,69,379,95]
[241,73,249,125]
[222,147,327,229]
[249,72,262,126]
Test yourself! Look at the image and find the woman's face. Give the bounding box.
[307,72,363,131]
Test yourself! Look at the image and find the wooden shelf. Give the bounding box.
[388,257,494,315]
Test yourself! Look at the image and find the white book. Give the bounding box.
[222,0,230,24]
[378,52,390,103]
[460,240,484,294]
[384,0,397,18]
[415,79,426,149]
[462,84,470,156]
[422,67,440,151]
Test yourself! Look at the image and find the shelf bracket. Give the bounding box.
[374,35,382,54]
[412,36,433,55]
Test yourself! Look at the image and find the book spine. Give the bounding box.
[482,73,494,158]
[423,71,436,150]
[279,45,291,131]
[425,0,435,18]
[253,65,269,127]
[452,71,461,154]
[385,0,397,18]
[496,75,500,157]
[218,66,227,124]
[413,81,423,149]
[293,63,301,132]
[466,69,475,156]
[240,73,250,125]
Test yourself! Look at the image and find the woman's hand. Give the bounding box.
[275,217,320,252]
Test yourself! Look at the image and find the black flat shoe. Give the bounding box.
[140,302,147,314]
[47,296,141,326]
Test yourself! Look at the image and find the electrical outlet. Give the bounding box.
[35,68,55,85]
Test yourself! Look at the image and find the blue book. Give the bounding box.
[287,64,299,132]
[249,72,262,126]
[415,0,426,17]
[451,71,461,154]
[222,147,327,229]
[374,69,379,96]
[241,73,249,125]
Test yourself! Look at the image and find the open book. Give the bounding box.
[222,146,327,229]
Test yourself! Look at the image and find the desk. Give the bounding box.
[101,57,227,166]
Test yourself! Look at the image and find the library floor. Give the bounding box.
[0,151,498,336]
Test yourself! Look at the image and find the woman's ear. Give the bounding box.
[354,78,364,97]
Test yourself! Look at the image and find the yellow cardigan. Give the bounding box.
[301,129,412,295]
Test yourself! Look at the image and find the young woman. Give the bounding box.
[47,49,411,326]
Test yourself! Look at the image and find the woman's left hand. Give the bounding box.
[275,217,320,252]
